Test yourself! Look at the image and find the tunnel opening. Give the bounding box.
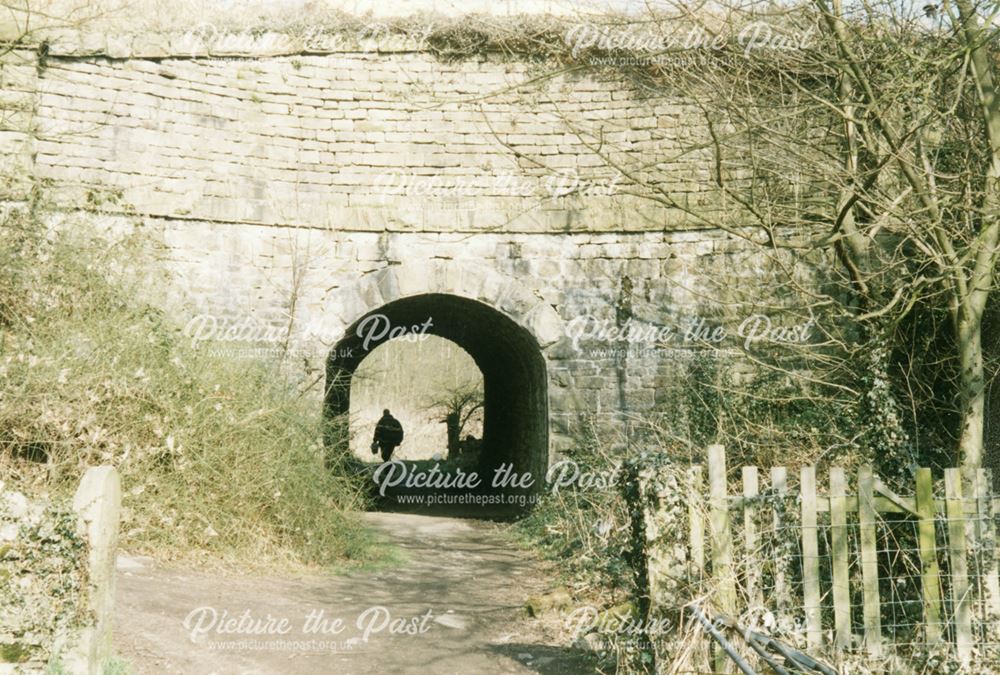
[324,294,549,517]
[348,335,484,464]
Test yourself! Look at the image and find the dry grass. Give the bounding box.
[0,203,389,570]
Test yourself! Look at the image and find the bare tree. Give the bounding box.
[811,0,1000,480]
[423,379,483,456]
[510,1,1000,478]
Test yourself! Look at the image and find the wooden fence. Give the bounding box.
[683,445,1000,668]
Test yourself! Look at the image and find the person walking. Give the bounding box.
[372,409,404,462]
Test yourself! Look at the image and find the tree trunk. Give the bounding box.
[958,314,986,482]
[954,0,1000,482]
[985,299,1000,483]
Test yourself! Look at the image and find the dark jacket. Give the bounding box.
[374,413,404,447]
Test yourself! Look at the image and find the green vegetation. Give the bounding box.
[99,655,132,675]
[513,357,858,672]
[1,498,87,667]
[0,200,386,569]
[513,424,635,599]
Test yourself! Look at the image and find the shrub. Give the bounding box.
[0,203,383,568]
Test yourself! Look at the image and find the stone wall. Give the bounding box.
[2,30,808,458]
[0,48,37,201]
[32,46,715,229]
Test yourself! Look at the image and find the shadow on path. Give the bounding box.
[114,512,600,674]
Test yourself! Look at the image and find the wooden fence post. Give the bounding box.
[770,466,792,617]
[689,465,705,582]
[944,469,973,665]
[801,466,821,648]
[669,457,997,665]
[858,466,882,658]
[688,464,709,672]
[914,467,943,645]
[708,445,735,612]
[708,445,735,673]
[743,466,762,610]
[829,467,851,651]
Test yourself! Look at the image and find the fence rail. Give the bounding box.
[680,445,1000,669]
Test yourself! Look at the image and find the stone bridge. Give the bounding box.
[0,22,776,481]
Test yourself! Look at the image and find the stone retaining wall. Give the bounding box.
[1,25,819,455]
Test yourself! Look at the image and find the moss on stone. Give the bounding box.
[0,641,33,663]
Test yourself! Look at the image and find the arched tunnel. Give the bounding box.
[324,294,549,514]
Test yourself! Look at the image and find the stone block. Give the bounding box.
[68,466,121,674]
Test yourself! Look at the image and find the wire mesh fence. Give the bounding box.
[650,446,1000,672]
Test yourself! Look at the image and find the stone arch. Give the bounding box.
[313,261,564,351]
[320,261,563,501]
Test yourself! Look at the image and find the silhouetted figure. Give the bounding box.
[372,409,404,462]
[444,412,460,456]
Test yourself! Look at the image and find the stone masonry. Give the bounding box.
[0,27,797,465]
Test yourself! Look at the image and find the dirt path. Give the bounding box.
[113,512,598,674]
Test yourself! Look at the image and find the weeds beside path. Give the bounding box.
[1,211,381,568]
